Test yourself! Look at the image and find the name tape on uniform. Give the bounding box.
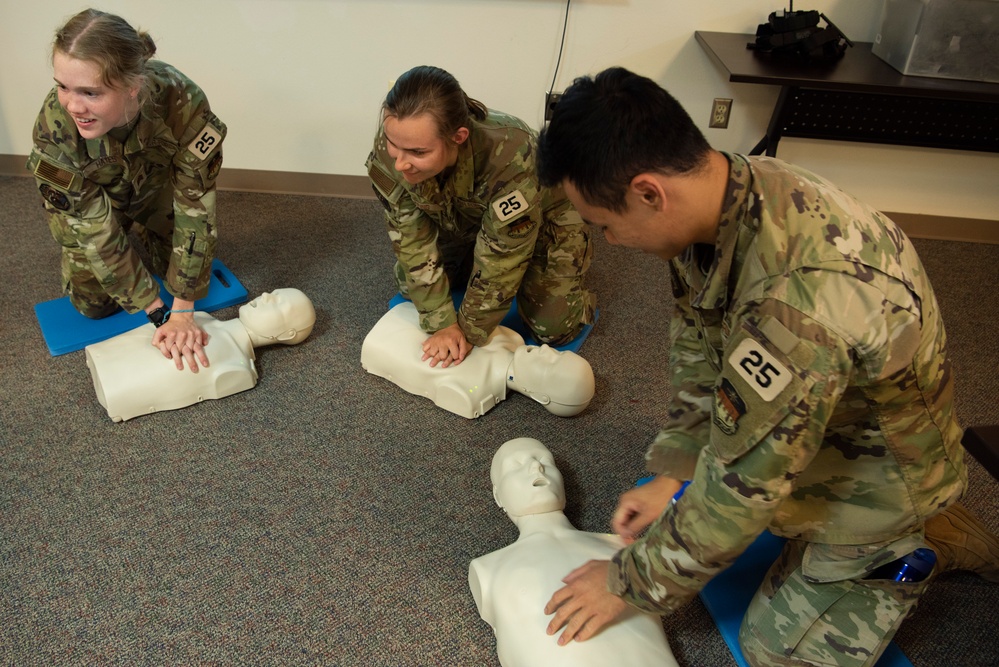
[729,338,791,402]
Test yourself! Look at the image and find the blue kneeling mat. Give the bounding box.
[633,477,912,667]
[387,291,598,353]
[34,259,248,356]
[699,531,913,667]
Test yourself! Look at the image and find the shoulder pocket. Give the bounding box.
[29,150,84,216]
[490,189,531,222]
[367,155,403,210]
[184,113,226,164]
[710,316,820,463]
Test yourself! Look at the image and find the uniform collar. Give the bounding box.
[683,152,754,311]
[450,134,476,199]
[84,113,146,160]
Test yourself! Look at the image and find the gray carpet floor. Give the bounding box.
[1,174,997,666]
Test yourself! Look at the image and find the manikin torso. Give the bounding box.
[468,512,678,667]
[361,302,523,418]
[86,313,257,422]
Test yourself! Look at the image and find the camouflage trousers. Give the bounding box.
[518,208,596,345]
[395,210,595,346]
[57,175,175,319]
[738,539,931,667]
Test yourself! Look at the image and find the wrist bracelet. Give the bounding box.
[167,308,196,315]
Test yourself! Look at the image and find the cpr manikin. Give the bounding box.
[361,302,594,418]
[468,438,678,667]
[85,289,316,422]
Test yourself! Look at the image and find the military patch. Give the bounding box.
[206,151,223,181]
[186,123,223,161]
[39,183,70,211]
[713,378,746,434]
[34,158,74,189]
[491,190,528,222]
[372,185,391,211]
[368,159,398,198]
[507,215,535,238]
[729,338,791,402]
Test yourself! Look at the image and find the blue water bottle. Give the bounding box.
[671,480,691,506]
[866,548,937,582]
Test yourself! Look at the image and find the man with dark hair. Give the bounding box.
[538,66,999,667]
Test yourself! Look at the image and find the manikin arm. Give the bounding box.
[468,555,495,626]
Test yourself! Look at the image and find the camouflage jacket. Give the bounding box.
[366,110,578,345]
[27,60,225,312]
[609,153,967,615]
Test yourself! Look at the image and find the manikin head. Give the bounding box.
[491,438,566,518]
[238,289,316,347]
[506,345,595,417]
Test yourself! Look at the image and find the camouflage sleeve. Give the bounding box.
[166,98,225,302]
[609,294,854,614]
[366,150,457,332]
[457,144,543,345]
[645,261,716,479]
[28,102,160,313]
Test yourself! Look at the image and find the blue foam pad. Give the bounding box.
[387,291,597,353]
[699,531,912,667]
[34,259,248,356]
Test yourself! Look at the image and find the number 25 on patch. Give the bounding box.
[729,338,791,402]
[491,190,529,222]
[187,124,223,159]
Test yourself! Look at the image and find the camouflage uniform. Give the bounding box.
[607,154,967,667]
[27,60,225,318]
[366,110,595,346]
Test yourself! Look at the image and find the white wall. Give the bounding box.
[2,0,996,221]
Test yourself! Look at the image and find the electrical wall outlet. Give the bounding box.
[710,98,733,129]
[545,92,562,121]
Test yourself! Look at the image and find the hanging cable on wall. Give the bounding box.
[545,0,571,122]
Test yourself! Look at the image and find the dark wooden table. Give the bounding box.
[695,31,999,156]
[962,425,999,481]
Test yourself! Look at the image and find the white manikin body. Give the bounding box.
[86,315,257,422]
[361,302,594,419]
[469,438,678,667]
[85,288,315,422]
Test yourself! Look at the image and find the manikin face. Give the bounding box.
[509,345,595,417]
[491,438,566,517]
[238,288,316,343]
[53,51,137,140]
[382,112,466,184]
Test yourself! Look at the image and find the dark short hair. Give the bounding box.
[537,67,711,212]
